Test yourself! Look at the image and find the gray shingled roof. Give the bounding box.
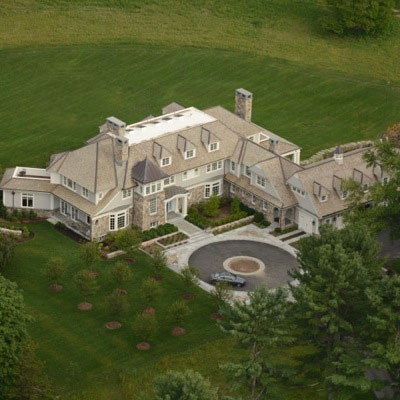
[131,158,168,184]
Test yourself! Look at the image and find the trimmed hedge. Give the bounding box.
[141,223,178,242]
[210,211,247,227]
[185,214,209,229]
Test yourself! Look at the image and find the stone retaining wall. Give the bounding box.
[0,227,22,236]
[207,215,254,234]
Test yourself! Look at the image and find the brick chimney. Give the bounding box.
[235,88,253,122]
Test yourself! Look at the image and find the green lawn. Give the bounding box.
[2,222,337,399]
[0,44,399,169]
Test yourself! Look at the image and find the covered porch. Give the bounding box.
[164,186,189,222]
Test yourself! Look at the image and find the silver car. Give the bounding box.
[210,272,246,287]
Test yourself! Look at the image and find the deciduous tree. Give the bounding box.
[0,232,17,271]
[73,269,99,301]
[109,261,132,288]
[79,241,100,271]
[44,257,66,286]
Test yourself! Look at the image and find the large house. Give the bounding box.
[0,89,386,240]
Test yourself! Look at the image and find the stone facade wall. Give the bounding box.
[5,207,53,218]
[187,184,205,207]
[133,191,166,231]
[235,90,252,122]
[91,214,109,241]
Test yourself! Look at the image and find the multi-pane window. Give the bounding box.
[245,166,251,177]
[149,198,157,215]
[291,186,305,196]
[164,176,175,186]
[208,142,219,152]
[256,175,266,188]
[109,214,115,231]
[230,161,236,172]
[161,157,171,167]
[71,207,78,221]
[230,184,236,193]
[206,160,223,173]
[144,182,162,196]
[150,221,158,228]
[212,181,221,196]
[262,201,268,210]
[320,195,327,202]
[117,212,126,229]
[82,187,89,198]
[21,193,34,208]
[122,189,132,199]
[184,149,195,159]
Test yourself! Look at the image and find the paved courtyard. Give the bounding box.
[189,240,298,291]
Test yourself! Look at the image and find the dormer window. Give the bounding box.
[82,187,89,198]
[208,142,219,152]
[161,157,171,167]
[185,149,195,159]
[256,175,266,188]
[122,189,132,199]
[320,195,328,202]
[245,166,251,177]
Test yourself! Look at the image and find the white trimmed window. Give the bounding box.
[149,198,157,215]
[230,161,236,172]
[341,191,348,200]
[161,157,171,167]
[251,194,256,205]
[206,160,223,173]
[256,175,266,188]
[109,214,115,231]
[82,187,89,198]
[150,221,158,228]
[21,193,34,208]
[245,166,251,177]
[144,182,162,196]
[205,180,222,198]
[71,207,78,221]
[208,142,219,152]
[110,211,128,231]
[262,201,268,210]
[122,189,132,199]
[320,195,328,202]
[230,184,236,194]
[164,175,175,186]
[184,149,196,159]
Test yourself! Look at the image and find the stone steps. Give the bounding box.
[275,229,303,240]
[285,232,310,245]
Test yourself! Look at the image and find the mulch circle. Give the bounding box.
[171,327,186,336]
[210,312,223,321]
[115,288,128,296]
[182,293,194,301]
[136,342,151,351]
[143,306,156,314]
[152,274,164,281]
[125,258,135,264]
[105,321,122,330]
[78,302,93,311]
[48,284,63,292]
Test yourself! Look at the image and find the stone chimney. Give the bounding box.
[333,146,344,165]
[107,117,128,165]
[235,88,253,122]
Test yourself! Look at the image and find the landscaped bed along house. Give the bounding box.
[0,89,386,240]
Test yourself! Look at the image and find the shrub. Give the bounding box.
[180,265,200,289]
[152,248,167,272]
[80,241,100,270]
[73,269,99,301]
[0,232,17,271]
[22,226,30,238]
[0,200,7,219]
[203,195,220,217]
[133,312,158,342]
[141,277,162,304]
[104,289,130,319]
[168,300,191,326]
[210,211,247,227]
[141,223,178,242]
[28,210,37,220]
[253,211,265,224]
[230,196,241,215]
[114,228,142,255]
[239,202,255,216]
[110,261,132,287]
[274,227,282,234]
[21,210,29,220]
[44,257,66,285]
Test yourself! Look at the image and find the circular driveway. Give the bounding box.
[188,240,298,291]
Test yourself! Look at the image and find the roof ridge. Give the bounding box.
[94,141,99,193]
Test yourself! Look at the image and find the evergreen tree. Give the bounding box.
[290,224,383,398]
[109,261,132,288]
[154,369,219,400]
[219,286,293,400]
[0,232,17,271]
[323,0,394,35]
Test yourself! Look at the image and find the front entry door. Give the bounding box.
[178,198,183,214]
[166,200,174,213]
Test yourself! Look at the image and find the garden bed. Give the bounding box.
[211,216,254,235]
[272,225,298,237]
[157,232,189,248]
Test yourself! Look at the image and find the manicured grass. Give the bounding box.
[2,222,339,399]
[0,44,399,169]
[1,0,400,83]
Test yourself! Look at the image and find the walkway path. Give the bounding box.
[169,215,203,236]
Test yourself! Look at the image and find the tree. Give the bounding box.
[290,224,384,399]
[152,248,167,273]
[104,289,130,319]
[211,281,233,308]
[114,228,142,257]
[179,265,200,290]
[79,241,100,271]
[133,312,158,343]
[140,277,162,305]
[168,300,191,326]
[109,261,132,288]
[323,0,394,36]
[0,232,17,271]
[0,275,30,397]
[73,269,99,301]
[230,196,241,215]
[219,286,293,400]
[204,195,220,217]
[44,257,66,286]
[154,369,219,400]
[5,341,52,400]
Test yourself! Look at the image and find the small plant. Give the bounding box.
[110,261,132,288]
[140,277,162,305]
[211,281,233,307]
[133,312,158,342]
[79,241,100,271]
[114,228,142,256]
[168,300,191,326]
[73,269,99,301]
[44,257,66,286]
[21,210,29,220]
[230,196,241,215]
[104,289,130,319]
[22,226,30,238]
[179,265,200,289]
[28,210,37,220]
[152,248,167,272]
[203,195,220,217]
